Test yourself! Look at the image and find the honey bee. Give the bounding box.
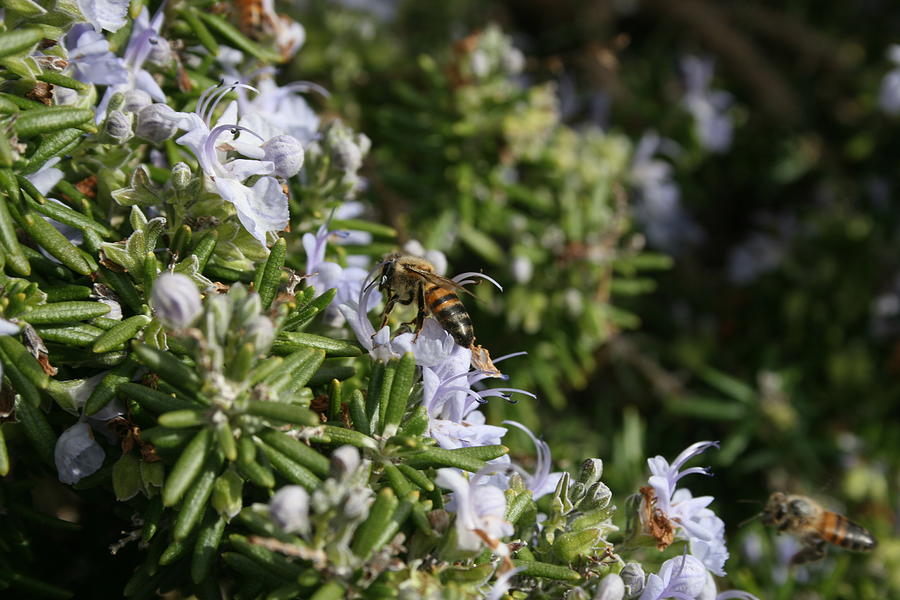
[375,253,499,374]
[762,492,877,564]
[233,0,265,38]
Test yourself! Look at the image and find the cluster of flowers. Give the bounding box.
[0,2,762,598]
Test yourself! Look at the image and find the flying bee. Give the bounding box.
[761,492,877,564]
[374,253,500,375]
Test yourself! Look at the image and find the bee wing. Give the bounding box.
[405,266,479,298]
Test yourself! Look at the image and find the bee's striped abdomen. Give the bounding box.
[820,512,877,552]
[425,283,474,348]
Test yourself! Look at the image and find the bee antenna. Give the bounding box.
[737,512,762,528]
[736,499,763,505]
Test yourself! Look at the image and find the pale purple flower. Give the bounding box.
[502,420,564,500]
[238,76,325,143]
[94,6,168,122]
[303,225,375,321]
[680,56,733,153]
[0,319,18,335]
[640,554,708,600]
[151,273,202,328]
[77,0,129,33]
[646,441,718,522]
[422,352,533,450]
[644,441,730,575]
[630,132,702,254]
[55,422,106,485]
[167,83,289,244]
[697,572,760,600]
[435,467,513,555]
[26,158,64,195]
[59,24,128,90]
[879,45,900,116]
[681,491,729,576]
[726,233,786,285]
[269,485,310,536]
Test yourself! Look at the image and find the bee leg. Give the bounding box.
[411,290,427,341]
[790,540,826,565]
[374,295,399,339]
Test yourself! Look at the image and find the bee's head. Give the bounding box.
[762,492,787,526]
[378,254,400,291]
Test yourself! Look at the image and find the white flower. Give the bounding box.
[55,422,106,485]
[595,573,626,600]
[26,158,64,196]
[303,226,376,323]
[642,441,730,575]
[687,505,729,576]
[167,83,289,244]
[697,571,761,600]
[238,76,325,143]
[502,420,564,500]
[879,45,900,116]
[639,554,707,600]
[77,0,129,33]
[680,56,733,153]
[630,132,703,254]
[435,468,513,555]
[151,273,202,328]
[59,24,129,89]
[269,485,310,536]
[0,319,19,335]
[94,6,168,122]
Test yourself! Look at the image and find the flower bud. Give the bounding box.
[151,273,202,329]
[696,572,717,600]
[212,470,244,519]
[55,422,105,485]
[511,255,533,284]
[262,135,304,178]
[342,489,372,520]
[103,110,134,144]
[146,36,173,68]
[580,458,604,487]
[620,563,645,599]
[107,91,126,112]
[136,103,178,143]
[269,485,310,535]
[171,162,192,191]
[122,89,152,113]
[593,573,625,600]
[242,315,275,353]
[330,445,360,480]
[580,481,612,511]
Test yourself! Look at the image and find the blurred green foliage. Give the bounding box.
[291,1,900,597]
